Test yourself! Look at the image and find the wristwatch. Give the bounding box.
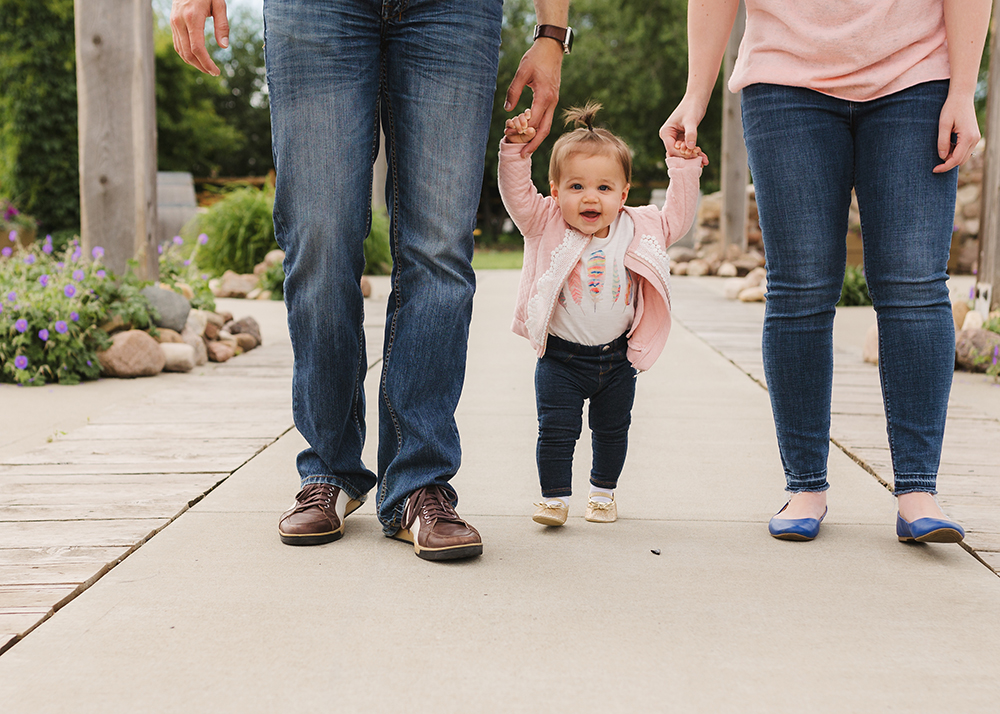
[533,24,574,54]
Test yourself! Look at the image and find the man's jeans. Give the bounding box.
[741,81,957,496]
[535,334,637,498]
[264,0,502,533]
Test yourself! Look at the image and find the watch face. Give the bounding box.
[564,27,574,53]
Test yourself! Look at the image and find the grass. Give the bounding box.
[472,249,523,270]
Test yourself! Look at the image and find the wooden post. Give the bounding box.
[979,0,1000,312]
[75,0,158,280]
[720,1,748,253]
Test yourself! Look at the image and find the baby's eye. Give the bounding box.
[599,185,611,191]
[570,183,583,190]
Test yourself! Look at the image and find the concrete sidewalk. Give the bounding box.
[0,271,998,712]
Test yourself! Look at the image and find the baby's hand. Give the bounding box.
[505,109,536,144]
[668,140,710,167]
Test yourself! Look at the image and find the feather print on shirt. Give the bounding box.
[567,265,583,305]
[612,262,621,304]
[586,250,605,303]
[558,288,567,308]
[624,269,633,306]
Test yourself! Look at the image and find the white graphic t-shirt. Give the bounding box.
[548,214,636,346]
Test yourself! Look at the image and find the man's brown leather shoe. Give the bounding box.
[278,483,362,546]
[391,484,483,560]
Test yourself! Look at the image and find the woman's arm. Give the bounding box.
[933,0,992,173]
[659,0,741,153]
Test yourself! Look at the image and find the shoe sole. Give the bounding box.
[532,514,566,526]
[899,528,965,544]
[770,532,815,542]
[391,528,483,561]
[278,498,362,546]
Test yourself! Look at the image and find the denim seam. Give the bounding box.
[377,44,404,522]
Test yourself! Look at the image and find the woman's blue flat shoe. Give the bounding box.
[768,503,827,541]
[896,514,965,543]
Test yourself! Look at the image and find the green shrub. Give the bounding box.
[1,236,158,386]
[0,0,80,233]
[838,265,872,307]
[365,209,391,276]
[186,186,278,276]
[259,262,285,300]
[157,233,217,312]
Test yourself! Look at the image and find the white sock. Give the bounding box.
[544,496,569,508]
[589,486,614,504]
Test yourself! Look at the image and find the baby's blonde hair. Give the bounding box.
[549,102,632,186]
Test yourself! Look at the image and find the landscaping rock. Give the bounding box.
[235,332,258,352]
[672,262,688,276]
[97,330,165,378]
[155,328,184,344]
[687,259,711,277]
[956,328,1000,372]
[207,341,236,363]
[723,278,746,300]
[227,317,262,347]
[737,286,766,302]
[141,286,191,333]
[863,323,879,365]
[160,343,196,372]
[962,310,984,331]
[744,266,767,289]
[717,262,738,278]
[204,322,220,340]
[200,310,226,328]
[952,300,970,332]
[215,270,259,298]
[185,310,208,338]
[180,326,209,366]
[667,245,698,264]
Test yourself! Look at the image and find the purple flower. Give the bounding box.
[64,284,76,298]
[38,328,49,341]
[45,234,52,243]
[15,318,28,333]
[2,247,11,258]
[72,247,82,261]
[7,230,16,242]
[70,311,79,322]
[42,242,53,254]
[994,346,999,367]
[38,274,50,287]
[4,206,18,219]
[55,320,68,334]
[184,259,191,266]
[201,273,209,280]
[173,236,183,245]
[198,233,209,245]
[72,269,84,281]
[24,254,35,265]
[158,244,163,255]
[7,291,16,302]
[0,304,3,313]
[96,270,106,279]
[14,355,28,370]
[86,360,92,367]
[970,286,976,300]
[56,262,64,269]
[92,246,104,259]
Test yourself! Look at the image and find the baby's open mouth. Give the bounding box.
[581,210,600,219]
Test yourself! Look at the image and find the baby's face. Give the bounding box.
[550,152,630,239]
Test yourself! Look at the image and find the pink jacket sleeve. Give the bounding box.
[660,156,703,246]
[497,140,554,243]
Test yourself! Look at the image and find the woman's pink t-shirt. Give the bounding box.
[728,0,951,101]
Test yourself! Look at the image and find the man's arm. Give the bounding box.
[503,0,570,156]
[170,0,230,76]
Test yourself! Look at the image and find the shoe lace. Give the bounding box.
[588,499,613,511]
[404,485,461,529]
[292,483,336,514]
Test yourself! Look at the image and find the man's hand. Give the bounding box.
[171,0,230,76]
[504,38,564,156]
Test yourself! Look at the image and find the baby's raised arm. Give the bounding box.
[505,109,537,145]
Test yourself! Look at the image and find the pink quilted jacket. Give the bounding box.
[498,140,702,372]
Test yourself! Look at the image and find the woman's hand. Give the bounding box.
[933,92,981,174]
[660,95,709,156]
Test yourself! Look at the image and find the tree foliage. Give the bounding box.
[0,0,80,234]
